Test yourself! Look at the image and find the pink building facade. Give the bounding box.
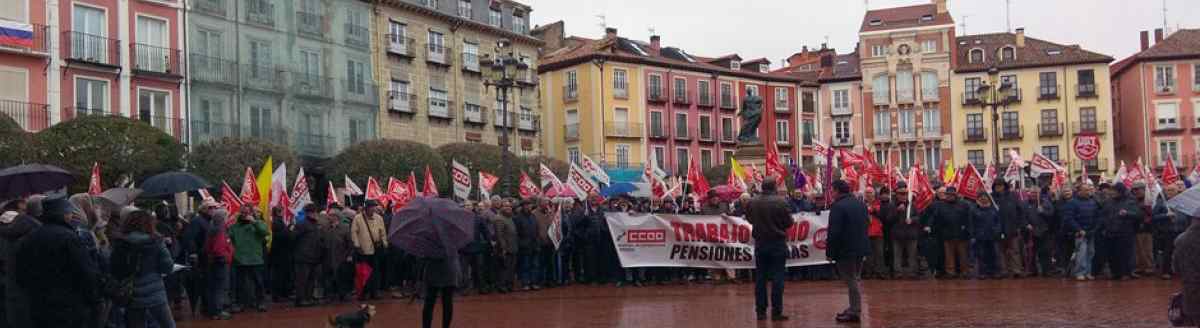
[1113,28,1200,169]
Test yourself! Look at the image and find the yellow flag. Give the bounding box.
[730,158,747,180]
[256,156,273,218]
[942,159,956,184]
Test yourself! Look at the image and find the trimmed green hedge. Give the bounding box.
[188,137,300,187]
[35,116,185,192]
[327,139,447,195]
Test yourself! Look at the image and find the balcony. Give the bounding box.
[698,94,713,107]
[1155,122,1183,132]
[698,127,714,142]
[919,127,942,139]
[463,103,486,124]
[649,124,668,139]
[135,114,187,140]
[64,31,120,68]
[243,65,285,92]
[674,126,690,140]
[721,130,736,144]
[673,92,690,105]
[342,80,379,106]
[61,107,109,123]
[345,23,370,49]
[897,128,916,140]
[922,89,940,102]
[428,99,454,119]
[562,85,578,102]
[832,136,854,147]
[1000,125,1024,140]
[290,73,334,99]
[0,23,48,55]
[131,43,182,77]
[647,86,666,102]
[245,1,275,27]
[0,99,50,132]
[802,97,816,113]
[195,0,227,17]
[614,87,629,99]
[189,54,237,85]
[897,89,915,104]
[1071,121,1107,135]
[964,128,988,142]
[297,11,324,37]
[517,110,538,131]
[190,121,289,145]
[720,96,735,110]
[831,105,852,116]
[564,123,579,141]
[426,45,451,66]
[960,92,981,106]
[874,129,892,142]
[494,110,514,128]
[387,36,416,58]
[604,122,642,138]
[1038,122,1064,137]
[387,91,416,114]
[461,53,480,72]
[1077,84,1097,98]
[1073,157,1109,172]
[1038,85,1060,101]
[1004,88,1022,103]
[775,101,791,113]
[294,132,335,157]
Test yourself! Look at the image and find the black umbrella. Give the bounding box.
[0,164,73,199]
[140,172,210,198]
[387,197,475,259]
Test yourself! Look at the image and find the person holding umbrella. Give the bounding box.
[15,195,102,327]
[388,197,477,328]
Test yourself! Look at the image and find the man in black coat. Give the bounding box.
[925,187,972,278]
[992,181,1028,278]
[827,180,870,323]
[269,207,295,302]
[745,180,794,322]
[1096,183,1141,280]
[15,196,100,328]
[292,205,326,306]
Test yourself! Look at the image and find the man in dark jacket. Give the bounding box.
[513,202,539,291]
[268,207,295,302]
[745,180,794,322]
[827,180,869,323]
[15,196,101,328]
[292,205,325,306]
[925,187,972,278]
[1097,183,1141,280]
[323,207,355,302]
[1153,184,1187,279]
[992,181,1028,278]
[1027,186,1055,277]
[969,193,1003,279]
[1173,213,1200,324]
[1,197,40,328]
[1064,184,1101,280]
[887,183,922,279]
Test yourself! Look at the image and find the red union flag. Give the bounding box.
[1163,156,1181,185]
[387,177,410,209]
[1030,152,1063,175]
[220,181,242,225]
[518,171,539,199]
[479,171,500,199]
[908,164,935,211]
[365,176,388,205]
[423,166,439,197]
[451,160,471,200]
[955,164,987,200]
[240,167,261,206]
[88,162,102,195]
[1074,135,1101,160]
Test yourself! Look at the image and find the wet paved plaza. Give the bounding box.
[179,278,1176,328]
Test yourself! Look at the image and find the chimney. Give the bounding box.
[605,27,618,39]
[1015,27,1025,47]
[935,0,948,14]
[1155,28,1164,43]
[802,45,809,55]
[649,35,661,52]
[1140,31,1150,51]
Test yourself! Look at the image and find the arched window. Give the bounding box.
[969,49,984,63]
[1000,46,1016,61]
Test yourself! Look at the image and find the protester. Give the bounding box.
[323,206,356,302]
[351,201,388,300]
[229,206,269,312]
[827,180,869,323]
[420,253,461,328]
[1098,183,1141,280]
[0,197,40,328]
[111,209,177,328]
[490,201,518,293]
[926,187,971,279]
[1027,185,1054,277]
[1133,183,1156,278]
[268,207,295,303]
[514,201,539,291]
[15,195,101,327]
[1053,188,1075,277]
[863,188,886,279]
[745,180,794,322]
[887,183,922,279]
[969,193,1002,279]
[533,200,557,288]
[1065,184,1101,281]
[1154,184,1187,279]
[1174,213,1200,325]
[203,209,234,320]
[992,181,1028,278]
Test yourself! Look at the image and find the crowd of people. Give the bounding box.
[0,175,1197,327]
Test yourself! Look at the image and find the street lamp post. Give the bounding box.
[976,66,1014,166]
[482,38,528,197]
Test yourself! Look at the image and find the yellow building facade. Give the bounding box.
[950,30,1115,177]
[538,57,647,166]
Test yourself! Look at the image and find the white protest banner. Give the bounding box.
[580,154,611,186]
[452,160,471,200]
[605,212,830,269]
[567,162,599,199]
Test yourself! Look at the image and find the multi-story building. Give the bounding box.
[858,0,955,176]
[816,51,864,166]
[774,45,831,168]
[0,0,185,139]
[186,0,379,158]
[375,0,541,156]
[951,28,1115,177]
[1113,28,1200,170]
[537,25,814,176]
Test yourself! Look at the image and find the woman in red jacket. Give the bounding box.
[864,188,886,279]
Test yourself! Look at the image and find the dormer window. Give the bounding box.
[759,64,769,73]
[731,61,741,70]
[921,15,933,22]
[969,48,984,63]
[1000,47,1015,61]
[869,19,882,26]
[1046,49,1062,55]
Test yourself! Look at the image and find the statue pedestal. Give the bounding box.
[733,143,767,168]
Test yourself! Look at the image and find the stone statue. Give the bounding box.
[737,88,763,144]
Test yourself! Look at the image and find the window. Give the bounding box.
[922,108,940,135]
[802,120,814,145]
[613,68,628,97]
[872,74,889,104]
[429,87,449,116]
[1040,109,1058,134]
[566,70,578,97]
[730,61,740,71]
[72,5,107,62]
[698,80,711,105]
[720,82,734,107]
[1002,112,1020,137]
[647,74,663,98]
[249,104,273,138]
[457,0,471,17]
[249,40,272,78]
[1078,69,1096,90]
[896,70,913,102]
[921,72,939,101]
[346,60,366,94]
[1042,146,1059,163]
[1156,65,1176,92]
[676,148,689,175]
[488,7,501,27]
[512,12,527,34]
[833,89,850,113]
[653,147,666,171]
[899,146,916,171]
[649,111,663,136]
[801,91,815,112]
[966,113,983,137]
[699,115,711,140]
[756,63,768,73]
[874,111,890,137]
[1080,107,1098,132]
[389,80,410,111]
[875,149,887,166]
[462,42,479,70]
[675,112,689,138]
[964,77,981,101]
[674,78,687,102]
[1160,140,1180,165]
[1000,47,1015,61]
[898,110,914,136]
[968,150,985,172]
[388,21,407,49]
[924,147,941,171]
[1039,72,1058,97]
[775,120,790,144]
[616,144,631,168]
[75,77,108,113]
[1157,102,1180,129]
[775,88,789,110]
[834,119,851,140]
[969,49,984,63]
[568,147,580,165]
[427,31,445,60]
[871,45,887,57]
[1000,74,1018,90]
[1195,64,1200,90]
[701,149,713,169]
[424,0,438,8]
[721,117,734,141]
[135,16,168,72]
[722,150,735,165]
[922,40,937,53]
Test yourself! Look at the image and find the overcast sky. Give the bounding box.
[525,0,1199,66]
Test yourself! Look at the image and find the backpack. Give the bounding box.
[106,239,143,306]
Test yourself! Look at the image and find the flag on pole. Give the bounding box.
[423,166,439,197]
[1163,156,1181,185]
[645,162,667,199]
[408,172,418,197]
[984,164,997,191]
[908,164,935,211]
[518,171,540,199]
[88,162,102,195]
[198,188,216,204]
[387,177,411,210]
[1003,159,1022,185]
[365,176,387,204]
[548,204,564,249]
[566,162,599,200]
[1188,159,1200,187]
[289,168,311,216]
[327,181,340,207]
[941,160,956,185]
[269,163,288,210]
[479,171,499,200]
[240,167,261,206]
[954,163,987,200]
[686,152,711,198]
[344,175,364,196]
[580,154,611,186]
[539,163,565,190]
[727,164,747,193]
[452,160,471,200]
[1030,153,1064,175]
[221,181,242,217]
[765,143,788,185]
[729,158,747,182]
[255,157,274,217]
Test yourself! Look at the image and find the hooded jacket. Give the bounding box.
[968,202,1002,241]
[16,213,100,321]
[110,231,174,309]
[228,216,269,266]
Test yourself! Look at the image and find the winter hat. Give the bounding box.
[40,195,78,221]
[1131,181,1147,189]
[25,195,47,218]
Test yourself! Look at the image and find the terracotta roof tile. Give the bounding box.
[818,53,862,82]
[1112,29,1200,76]
[954,32,1113,73]
[539,36,812,84]
[860,4,954,33]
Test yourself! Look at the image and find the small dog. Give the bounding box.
[327,304,376,328]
